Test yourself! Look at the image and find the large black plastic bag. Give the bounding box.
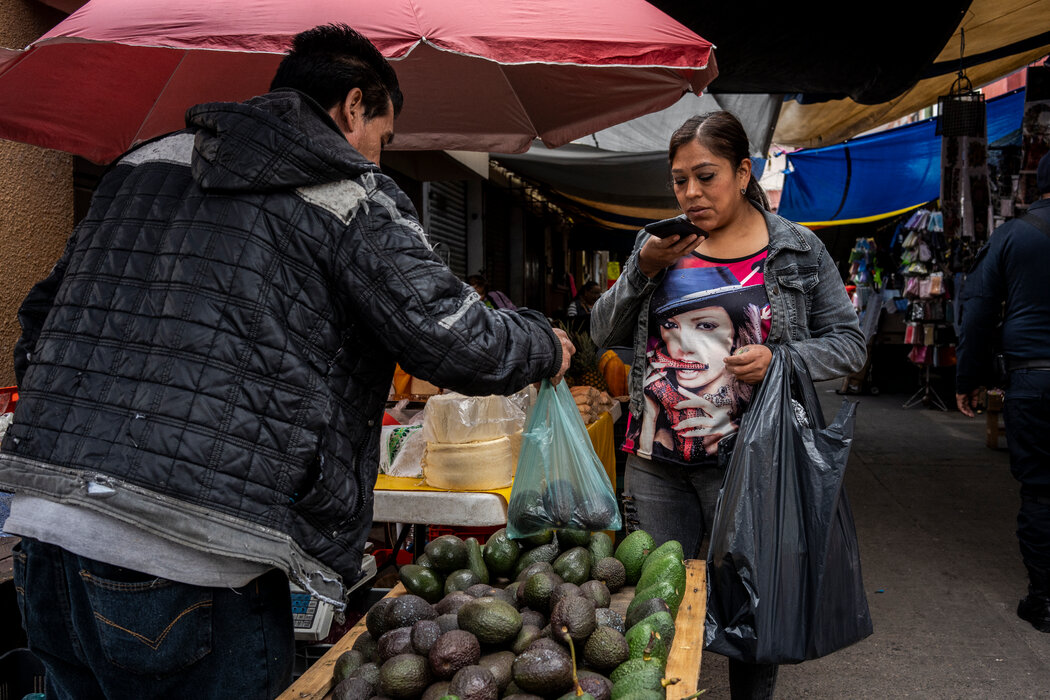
[705,345,872,664]
[506,379,622,539]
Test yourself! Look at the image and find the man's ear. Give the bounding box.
[332,87,365,134]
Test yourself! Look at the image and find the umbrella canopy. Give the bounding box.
[0,0,716,163]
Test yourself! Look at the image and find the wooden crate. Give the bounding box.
[280,560,707,700]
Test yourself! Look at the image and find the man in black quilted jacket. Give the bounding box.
[0,24,572,697]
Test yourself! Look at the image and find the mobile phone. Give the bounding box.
[643,216,708,240]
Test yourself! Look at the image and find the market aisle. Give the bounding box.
[697,383,1050,699]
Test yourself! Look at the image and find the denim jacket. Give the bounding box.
[591,207,866,419]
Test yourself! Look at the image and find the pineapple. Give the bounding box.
[556,320,609,392]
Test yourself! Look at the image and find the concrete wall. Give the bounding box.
[0,0,72,386]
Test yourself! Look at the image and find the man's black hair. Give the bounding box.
[271,23,404,120]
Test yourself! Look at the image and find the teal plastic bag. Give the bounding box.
[506,380,621,539]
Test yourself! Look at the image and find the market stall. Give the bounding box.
[281,560,706,700]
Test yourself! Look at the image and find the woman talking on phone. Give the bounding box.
[590,111,865,699]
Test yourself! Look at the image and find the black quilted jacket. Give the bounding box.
[0,90,560,601]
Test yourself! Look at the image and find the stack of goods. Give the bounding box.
[326,526,690,700]
[421,393,527,491]
[570,385,617,426]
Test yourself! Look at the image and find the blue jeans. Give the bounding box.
[624,454,779,700]
[1004,369,1050,576]
[13,537,294,699]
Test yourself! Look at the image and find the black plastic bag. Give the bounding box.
[705,345,873,664]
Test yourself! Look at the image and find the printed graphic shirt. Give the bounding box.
[624,248,771,466]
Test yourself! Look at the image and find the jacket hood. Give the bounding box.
[186,89,378,192]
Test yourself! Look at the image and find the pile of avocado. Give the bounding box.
[330,528,692,700]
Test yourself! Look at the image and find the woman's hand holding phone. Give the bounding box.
[638,220,705,278]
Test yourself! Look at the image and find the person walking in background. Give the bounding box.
[956,152,1050,634]
[0,24,572,697]
[591,110,865,699]
[467,274,517,310]
[567,280,603,318]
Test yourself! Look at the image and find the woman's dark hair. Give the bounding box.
[271,24,404,120]
[668,111,770,211]
[578,281,600,297]
[466,275,488,293]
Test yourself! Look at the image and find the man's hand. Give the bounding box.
[956,389,982,417]
[638,232,702,278]
[551,328,576,384]
[723,344,772,385]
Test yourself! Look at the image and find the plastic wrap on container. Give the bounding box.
[421,392,527,444]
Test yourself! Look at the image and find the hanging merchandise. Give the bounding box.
[1015,64,1050,210]
[937,33,991,243]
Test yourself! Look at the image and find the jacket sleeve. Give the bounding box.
[785,243,868,382]
[590,230,663,349]
[955,239,1004,393]
[13,230,79,386]
[334,180,560,396]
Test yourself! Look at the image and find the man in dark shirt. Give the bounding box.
[956,152,1050,633]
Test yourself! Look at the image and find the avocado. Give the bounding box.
[426,535,470,573]
[445,569,482,595]
[574,498,618,532]
[466,583,497,598]
[517,528,555,548]
[542,479,577,528]
[635,554,685,595]
[367,597,397,639]
[556,528,591,550]
[513,543,560,578]
[639,540,684,576]
[385,594,439,630]
[594,608,625,635]
[416,553,437,570]
[435,591,475,616]
[514,560,555,583]
[428,629,481,680]
[457,597,523,646]
[582,626,630,672]
[448,664,499,700]
[484,587,520,610]
[628,611,675,649]
[579,580,611,609]
[526,637,566,655]
[623,598,669,632]
[613,531,655,586]
[608,657,664,685]
[590,558,626,593]
[548,582,581,612]
[508,491,548,538]
[522,571,559,613]
[334,649,367,683]
[552,547,592,586]
[401,564,445,604]
[555,692,595,700]
[436,613,460,633]
[378,653,431,699]
[482,528,521,577]
[610,686,663,700]
[587,532,614,564]
[577,671,612,700]
[624,579,682,620]
[519,609,546,629]
[333,676,375,700]
[353,661,381,688]
[511,646,574,697]
[624,625,668,666]
[378,627,416,662]
[510,624,544,655]
[411,620,443,656]
[549,594,597,642]
[464,537,490,585]
[352,631,378,663]
[477,650,516,692]
[421,681,451,700]
[503,695,545,700]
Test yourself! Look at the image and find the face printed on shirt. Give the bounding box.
[658,305,734,391]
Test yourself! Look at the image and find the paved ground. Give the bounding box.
[696,382,1050,699]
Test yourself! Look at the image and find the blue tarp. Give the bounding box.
[779,89,1026,225]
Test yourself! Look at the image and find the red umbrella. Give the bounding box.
[0,0,716,163]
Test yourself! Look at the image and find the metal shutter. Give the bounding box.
[426,180,468,279]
